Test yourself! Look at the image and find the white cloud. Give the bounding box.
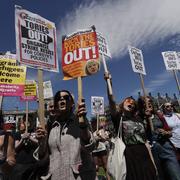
[58,0,180,58]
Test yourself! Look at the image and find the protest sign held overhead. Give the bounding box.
[15,5,58,72]
[20,80,37,101]
[62,27,100,80]
[91,96,104,115]
[0,58,26,96]
[97,32,111,58]
[162,51,180,70]
[128,46,146,75]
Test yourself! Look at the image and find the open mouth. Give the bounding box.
[59,101,66,108]
[127,104,134,110]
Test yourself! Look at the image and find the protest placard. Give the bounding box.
[128,46,146,75]
[97,32,111,58]
[15,6,58,72]
[20,80,37,101]
[91,96,104,115]
[62,27,100,80]
[162,51,180,70]
[0,58,26,96]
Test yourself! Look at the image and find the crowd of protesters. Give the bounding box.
[0,74,180,180]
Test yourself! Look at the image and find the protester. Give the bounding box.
[104,73,157,180]
[9,115,39,180]
[36,90,96,180]
[92,116,111,180]
[0,111,16,180]
[162,102,180,164]
[138,96,180,180]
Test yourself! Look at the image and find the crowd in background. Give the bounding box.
[0,77,180,179]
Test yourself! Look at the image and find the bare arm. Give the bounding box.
[104,72,117,117]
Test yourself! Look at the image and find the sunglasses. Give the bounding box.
[165,105,172,108]
[58,94,71,101]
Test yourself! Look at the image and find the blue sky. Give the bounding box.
[1,0,180,118]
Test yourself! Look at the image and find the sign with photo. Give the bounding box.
[91,96,104,115]
[62,27,100,80]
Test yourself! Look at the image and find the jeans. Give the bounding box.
[152,141,180,180]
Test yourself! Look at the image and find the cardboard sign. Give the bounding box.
[0,58,26,96]
[128,46,146,75]
[91,96,104,115]
[162,51,180,70]
[62,27,100,80]
[97,32,111,58]
[15,6,58,72]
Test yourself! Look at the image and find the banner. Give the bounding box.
[128,46,146,75]
[0,58,26,96]
[91,96,104,115]
[20,80,37,101]
[15,5,58,72]
[97,32,111,58]
[62,27,100,80]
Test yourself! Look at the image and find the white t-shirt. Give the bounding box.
[164,113,180,148]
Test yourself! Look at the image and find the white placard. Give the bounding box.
[3,116,16,124]
[15,5,58,72]
[128,46,146,75]
[43,81,53,99]
[91,96,104,115]
[162,51,180,70]
[97,32,111,58]
[0,52,16,60]
[175,52,180,70]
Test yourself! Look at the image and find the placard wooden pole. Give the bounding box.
[38,69,45,129]
[139,73,154,131]
[25,101,29,133]
[0,96,3,111]
[77,76,84,123]
[102,54,113,95]
[96,113,99,131]
[173,70,180,94]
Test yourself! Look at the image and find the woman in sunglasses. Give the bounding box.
[162,102,180,164]
[138,97,180,180]
[36,90,96,180]
[104,73,157,180]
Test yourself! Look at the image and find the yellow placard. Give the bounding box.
[0,59,26,85]
[24,81,37,96]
